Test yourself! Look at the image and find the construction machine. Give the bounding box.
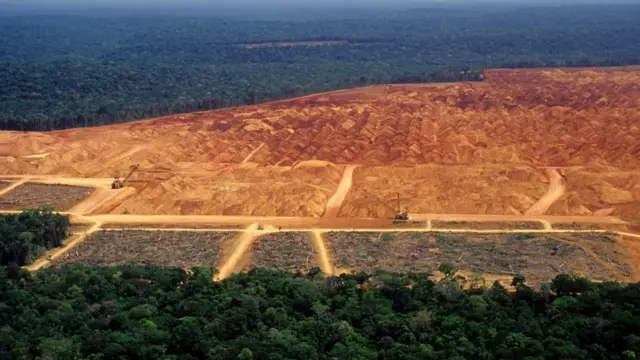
[393,192,409,223]
[112,164,140,189]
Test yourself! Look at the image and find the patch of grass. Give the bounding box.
[510,233,535,241]
[579,233,616,243]
[382,234,395,242]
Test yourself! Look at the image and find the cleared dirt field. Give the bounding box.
[548,169,640,219]
[431,221,543,230]
[339,165,549,217]
[1,68,639,217]
[0,183,94,211]
[324,232,635,282]
[54,230,230,268]
[0,181,10,191]
[247,232,318,272]
[108,164,344,216]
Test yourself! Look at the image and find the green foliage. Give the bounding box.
[0,208,70,266]
[438,263,456,278]
[3,265,637,359]
[511,274,526,287]
[381,234,395,242]
[511,233,535,241]
[237,348,253,360]
[1,5,639,130]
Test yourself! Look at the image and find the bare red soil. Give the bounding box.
[0,68,638,217]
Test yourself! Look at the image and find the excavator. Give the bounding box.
[112,164,140,189]
[393,192,409,223]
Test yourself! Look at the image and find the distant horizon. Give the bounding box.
[2,0,639,18]
[3,0,640,9]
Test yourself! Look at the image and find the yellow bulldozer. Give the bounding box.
[112,164,140,189]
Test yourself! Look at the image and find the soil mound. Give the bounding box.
[1,67,638,216]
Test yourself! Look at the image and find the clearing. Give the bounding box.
[54,230,230,268]
[0,183,94,211]
[324,231,635,282]
[1,68,638,217]
[339,165,549,217]
[247,232,318,273]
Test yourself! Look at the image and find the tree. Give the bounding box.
[438,263,456,279]
[237,348,253,360]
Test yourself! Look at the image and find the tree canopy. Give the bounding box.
[0,208,69,266]
[1,4,639,130]
[1,265,640,360]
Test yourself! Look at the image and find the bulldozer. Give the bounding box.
[112,164,140,189]
[393,192,409,223]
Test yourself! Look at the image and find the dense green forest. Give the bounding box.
[0,209,70,266]
[1,264,639,360]
[1,4,640,130]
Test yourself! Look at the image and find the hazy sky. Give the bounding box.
[3,0,638,12]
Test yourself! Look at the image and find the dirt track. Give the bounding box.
[0,179,28,197]
[525,168,565,215]
[312,231,333,274]
[323,165,357,217]
[215,224,271,280]
[25,221,102,271]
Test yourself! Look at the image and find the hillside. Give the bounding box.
[1,68,639,217]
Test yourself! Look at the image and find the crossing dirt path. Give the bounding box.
[323,165,357,217]
[0,209,626,229]
[214,224,270,280]
[525,168,565,215]
[3,174,639,274]
[25,221,103,271]
[311,231,333,275]
[0,178,30,197]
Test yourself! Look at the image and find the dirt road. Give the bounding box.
[0,178,29,197]
[0,208,629,229]
[525,168,565,215]
[214,224,269,280]
[323,165,357,217]
[619,232,640,239]
[25,221,103,271]
[0,175,113,188]
[312,231,333,275]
